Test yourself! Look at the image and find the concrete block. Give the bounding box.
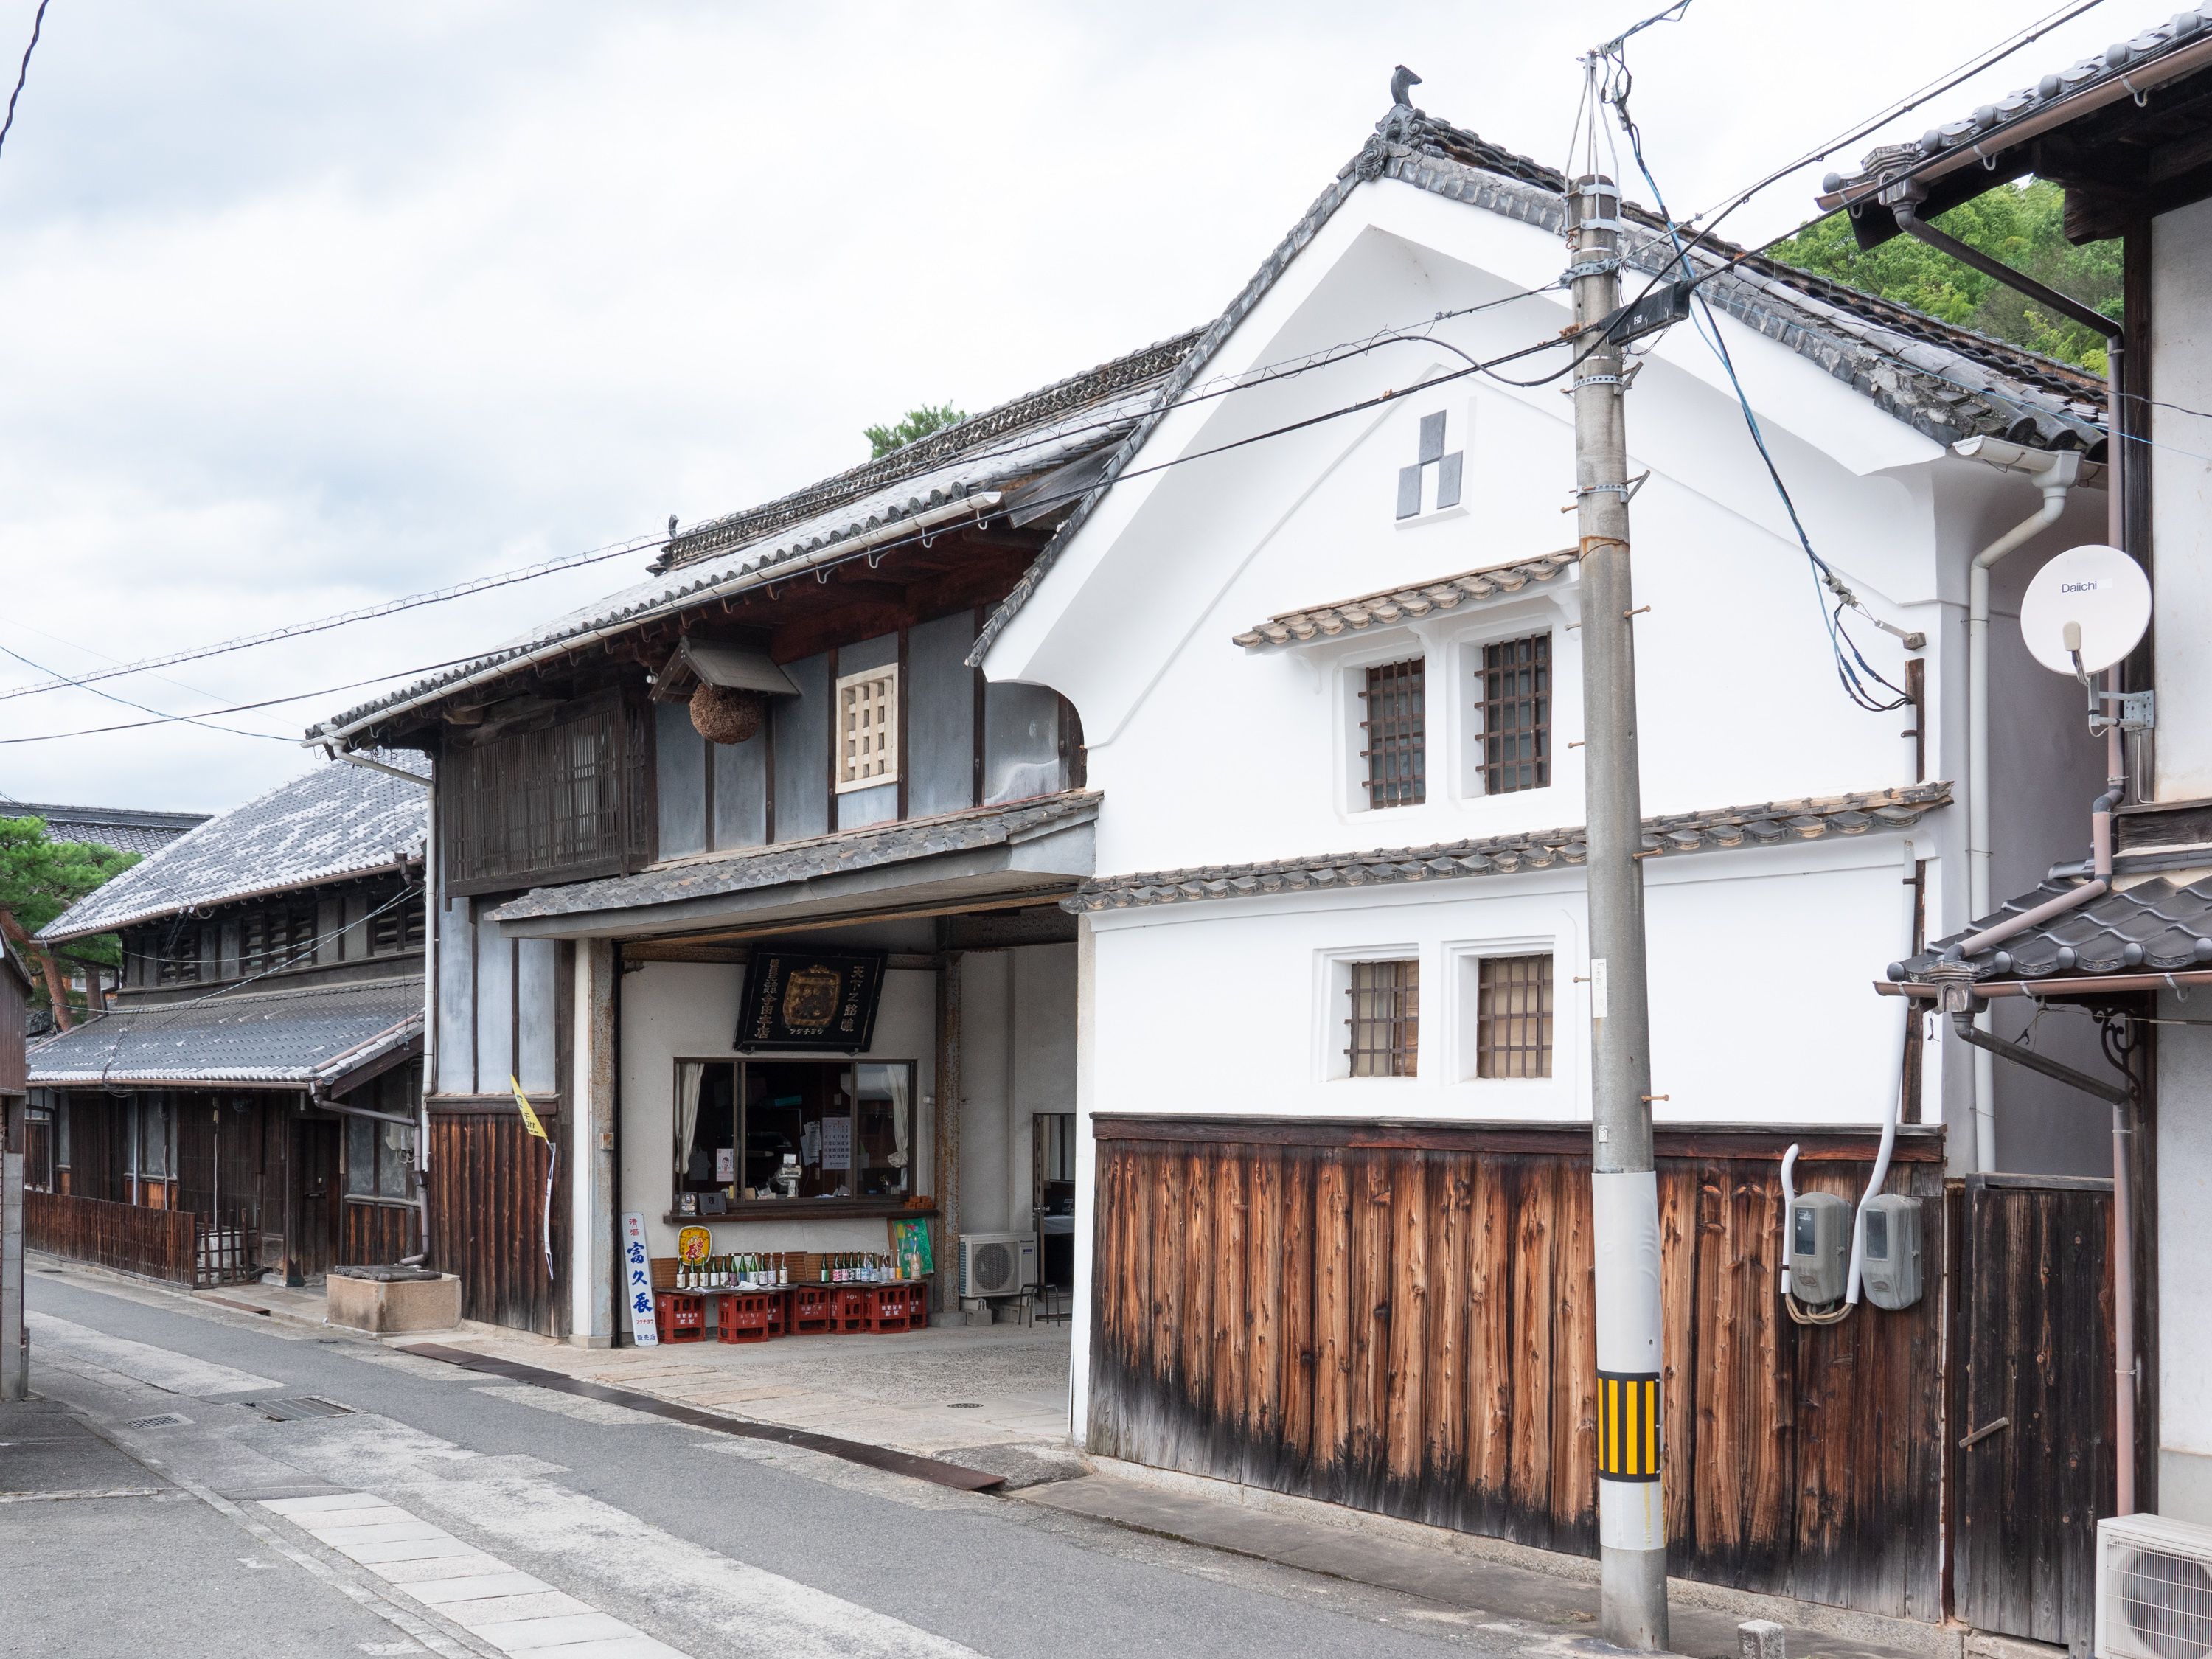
[326,1271,462,1335]
[1739,1619,1787,1659]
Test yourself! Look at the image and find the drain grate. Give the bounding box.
[121,1413,190,1430]
[250,1397,354,1422]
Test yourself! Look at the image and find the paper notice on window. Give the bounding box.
[820,1114,852,1171]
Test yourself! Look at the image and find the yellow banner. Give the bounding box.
[509,1075,548,1142]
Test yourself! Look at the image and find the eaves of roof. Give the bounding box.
[1065,782,1950,914]
[1887,872,2212,987]
[1233,550,1577,650]
[970,108,2104,670]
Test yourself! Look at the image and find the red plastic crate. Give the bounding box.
[715,1291,778,1344]
[655,1293,707,1343]
[832,1287,872,1333]
[861,1284,913,1335]
[789,1285,834,1335]
[895,1281,930,1328]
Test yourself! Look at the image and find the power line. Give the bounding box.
[0,529,673,706]
[0,0,49,164]
[0,638,293,743]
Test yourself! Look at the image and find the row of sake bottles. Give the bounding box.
[673,1251,908,1290]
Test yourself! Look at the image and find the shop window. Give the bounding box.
[1359,659,1425,808]
[1478,633,1550,795]
[835,665,899,792]
[1345,959,1419,1078]
[1475,953,1554,1078]
[674,1057,914,1212]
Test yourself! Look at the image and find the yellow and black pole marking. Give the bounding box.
[1597,1371,1661,1482]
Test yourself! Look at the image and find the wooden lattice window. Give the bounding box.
[440,690,655,895]
[1360,659,1425,808]
[835,666,899,792]
[370,894,427,956]
[240,903,317,976]
[1475,953,1554,1078]
[1481,633,1550,794]
[1345,959,1419,1078]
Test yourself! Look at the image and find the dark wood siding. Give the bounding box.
[341,1200,418,1267]
[1090,1118,1946,1621]
[26,1190,196,1283]
[427,1106,568,1336]
[1952,1174,2116,1655]
[0,958,24,1095]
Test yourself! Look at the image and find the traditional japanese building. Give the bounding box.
[26,755,427,1287]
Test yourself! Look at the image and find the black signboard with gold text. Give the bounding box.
[734,947,888,1052]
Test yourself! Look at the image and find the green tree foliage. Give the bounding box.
[1770,179,2121,372]
[864,403,970,460]
[0,815,138,1015]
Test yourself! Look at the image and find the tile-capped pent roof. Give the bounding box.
[39,754,428,943]
[1065,783,1949,914]
[1889,874,2212,985]
[1234,551,1576,650]
[488,790,1102,925]
[7,803,210,858]
[306,333,1205,745]
[27,975,423,1089]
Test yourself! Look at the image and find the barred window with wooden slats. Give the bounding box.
[370,894,427,956]
[1345,959,1419,1078]
[1475,953,1554,1078]
[835,666,900,792]
[1480,633,1550,794]
[240,903,317,976]
[1360,658,1425,807]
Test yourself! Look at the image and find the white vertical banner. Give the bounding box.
[620,1211,658,1346]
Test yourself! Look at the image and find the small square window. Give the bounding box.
[1359,658,1425,808]
[1479,633,1550,795]
[1346,959,1419,1077]
[835,666,900,792]
[1475,954,1553,1078]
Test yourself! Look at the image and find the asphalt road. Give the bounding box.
[3,1267,1543,1659]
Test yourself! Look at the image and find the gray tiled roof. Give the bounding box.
[488,791,1101,924]
[38,754,428,943]
[304,335,1204,746]
[6,803,210,858]
[1233,551,1576,650]
[1065,783,1949,914]
[27,975,422,1088]
[1889,874,2212,984]
[967,106,2106,667]
[1820,10,2208,207]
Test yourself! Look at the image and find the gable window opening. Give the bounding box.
[1479,632,1551,795]
[1475,953,1554,1079]
[1360,658,1426,808]
[1346,959,1419,1078]
[835,665,900,792]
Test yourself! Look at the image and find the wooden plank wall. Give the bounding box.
[1952,1175,2115,1655]
[427,1107,567,1336]
[25,1189,196,1284]
[341,1201,418,1267]
[1090,1118,1946,1621]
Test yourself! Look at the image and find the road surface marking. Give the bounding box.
[265,1494,687,1658]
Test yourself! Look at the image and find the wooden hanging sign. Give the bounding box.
[734,947,888,1052]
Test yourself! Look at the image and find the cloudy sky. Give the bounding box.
[0,0,2129,812]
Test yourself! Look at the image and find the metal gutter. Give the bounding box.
[1877,969,2212,998]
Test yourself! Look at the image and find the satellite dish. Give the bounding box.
[2020,544,2151,675]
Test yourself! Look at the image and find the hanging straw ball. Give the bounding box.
[690,684,765,745]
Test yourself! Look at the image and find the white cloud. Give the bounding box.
[0,0,2126,810]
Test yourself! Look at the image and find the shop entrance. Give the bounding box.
[676,1058,917,1216]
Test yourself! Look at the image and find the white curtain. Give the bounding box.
[886,1065,910,1170]
[675,1062,705,1173]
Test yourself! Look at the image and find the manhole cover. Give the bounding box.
[121,1413,190,1430]
[250,1397,354,1422]
[947,1402,982,1410]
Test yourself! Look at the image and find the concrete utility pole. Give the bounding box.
[1569,171,1669,1651]
[3,1094,25,1402]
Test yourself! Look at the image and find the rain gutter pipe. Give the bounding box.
[1948,434,2084,1172]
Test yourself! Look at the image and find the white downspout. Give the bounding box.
[1955,437,2082,1172]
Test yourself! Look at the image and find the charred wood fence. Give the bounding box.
[27,1191,199,1284]
[1090,1118,1950,1621]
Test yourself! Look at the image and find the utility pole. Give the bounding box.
[1570,170,1669,1650]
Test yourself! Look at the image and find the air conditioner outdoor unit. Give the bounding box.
[2097,1513,2212,1659]
[959,1232,1037,1299]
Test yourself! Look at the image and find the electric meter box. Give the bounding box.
[1789,1191,1851,1306]
[1860,1194,1924,1310]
